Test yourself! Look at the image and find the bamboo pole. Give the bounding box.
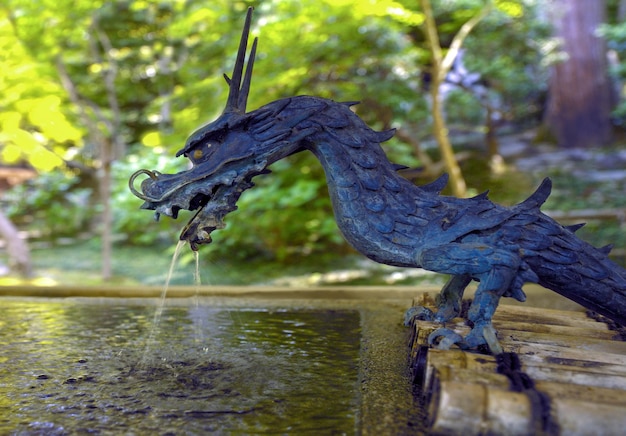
[410,319,626,364]
[408,294,626,434]
[428,380,534,435]
[428,374,626,436]
[492,304,610,330]
[417,349,626,395]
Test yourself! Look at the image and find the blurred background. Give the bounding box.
[1,0,625,287]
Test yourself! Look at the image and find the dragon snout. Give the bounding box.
[129,155,266,250]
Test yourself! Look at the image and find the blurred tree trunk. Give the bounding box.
[100,139,114,280]
[545,0,614,148]
[55,14,124,281]
[619,0,626,21]
[0,211,32,277]
[420,0,491,197]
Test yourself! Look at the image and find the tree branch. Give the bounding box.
[441,2,493,77]
[419,0,443,74]
[55,56,110,144]
[90,17,122,138]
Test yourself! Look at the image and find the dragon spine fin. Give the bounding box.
[565,222,586,233]
[421,173,449,194]
[517,177,552,211]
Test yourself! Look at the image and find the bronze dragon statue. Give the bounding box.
[130,8,626,351]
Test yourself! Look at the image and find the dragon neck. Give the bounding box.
[286,97,428,267]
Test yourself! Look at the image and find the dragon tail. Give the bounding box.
[514,182,626,325]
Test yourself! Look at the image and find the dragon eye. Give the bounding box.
[190,143,214,162]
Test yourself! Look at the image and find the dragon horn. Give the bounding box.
[238,37,257,112]
[224,7,256,113]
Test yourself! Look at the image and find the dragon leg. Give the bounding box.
[403,274,472,325]
[416,243,521,352]
[461,266,514,351]
[434,274,473,322]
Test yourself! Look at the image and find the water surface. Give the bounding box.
[0,299,362,434]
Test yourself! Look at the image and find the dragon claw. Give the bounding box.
[478,324,503,355]
[403,306,435,326]
[433,306,458,323]
[427,324,502,353]
[428,328,468,350]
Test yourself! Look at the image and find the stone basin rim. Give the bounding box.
[0,285,438,299]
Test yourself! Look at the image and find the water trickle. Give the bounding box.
[191,249,207,344]
[194,250,201,286]
[140,239,187,366]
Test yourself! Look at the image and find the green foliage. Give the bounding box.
[0,8,83,171]
[4,170,95,239]
[208,154,347,262]
[444,89,485,127]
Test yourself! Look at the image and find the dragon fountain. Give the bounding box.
[130,8,626,352]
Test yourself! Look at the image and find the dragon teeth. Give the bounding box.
[156,205,175,217]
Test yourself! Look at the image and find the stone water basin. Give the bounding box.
[0,287,423,435]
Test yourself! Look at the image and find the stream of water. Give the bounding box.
[139,240,187,367]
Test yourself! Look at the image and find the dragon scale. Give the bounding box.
[130,8,626,351]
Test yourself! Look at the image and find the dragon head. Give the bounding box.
[129,8,293,250]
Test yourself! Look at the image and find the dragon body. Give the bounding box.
[130,9,626,350]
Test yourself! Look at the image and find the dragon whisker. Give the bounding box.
[128,169,161,201]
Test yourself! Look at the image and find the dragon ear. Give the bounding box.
[224,7,258,114]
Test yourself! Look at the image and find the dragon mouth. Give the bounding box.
[177,184,241,250]
[129,161,266,251]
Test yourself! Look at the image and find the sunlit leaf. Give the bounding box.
[28,147,64,171]
[142,131,161,147]
[386,7,424,27]
[1,143,22,163]
[89,63,104,74]
[0,111,22,131]
[8,128,39,151]
[495,0,524,18]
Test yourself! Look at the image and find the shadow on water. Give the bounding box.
[0,299,378,434]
